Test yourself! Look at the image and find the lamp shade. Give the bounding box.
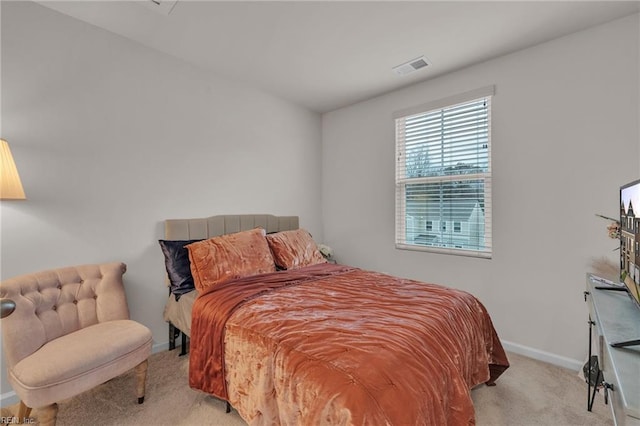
[0,139,26,200]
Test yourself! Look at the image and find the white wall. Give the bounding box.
[1,0,638,405]
[0,2,322,398]
[322,14,640,367]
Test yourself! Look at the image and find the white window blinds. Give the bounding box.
[394,86,493,258]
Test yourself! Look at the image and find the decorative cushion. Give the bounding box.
[159,239,202,300]
[186,228,276,292]
[265,229,327,270]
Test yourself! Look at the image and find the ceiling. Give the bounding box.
[37,1,640,113]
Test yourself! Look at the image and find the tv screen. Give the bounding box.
[619,178,640,308]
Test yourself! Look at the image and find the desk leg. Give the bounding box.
[587,318,602,412]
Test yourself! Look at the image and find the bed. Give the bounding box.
[161,214,300,353]
[160,214,509,425]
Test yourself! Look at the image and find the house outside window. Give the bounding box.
[394,86,493,258]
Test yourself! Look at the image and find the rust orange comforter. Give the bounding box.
[190,263,509,425]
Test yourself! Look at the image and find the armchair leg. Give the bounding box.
[38,403,58,426]
[135,359,149,404]
[17,400,32,420]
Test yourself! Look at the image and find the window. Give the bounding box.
[394,86,493,258]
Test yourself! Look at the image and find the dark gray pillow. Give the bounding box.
[159,239,202,300]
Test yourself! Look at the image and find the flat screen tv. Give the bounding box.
[614,179,640,347]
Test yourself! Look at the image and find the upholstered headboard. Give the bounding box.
[161,215,300,344]
[164,214,299,241]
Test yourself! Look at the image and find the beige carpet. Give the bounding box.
[1,350,612,425]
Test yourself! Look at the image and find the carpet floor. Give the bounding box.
[1,350,612,425]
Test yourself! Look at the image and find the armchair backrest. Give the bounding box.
[0,262,129,369]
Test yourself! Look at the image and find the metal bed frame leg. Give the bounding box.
[169,322,176,351]
[169,322,189,355]
[179,333,189,356]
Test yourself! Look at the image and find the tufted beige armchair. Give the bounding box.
[0,262,152,426]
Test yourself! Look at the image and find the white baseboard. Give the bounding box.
[0,341,171,408]
[152,341,170,354]
[501,339,583,371]
[1,339,581,408]
[0,390,19,407]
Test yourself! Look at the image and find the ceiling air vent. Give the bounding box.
[393,56,431,76]
[141,0,179,15]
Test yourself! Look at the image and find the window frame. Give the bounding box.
[393,86,494,259]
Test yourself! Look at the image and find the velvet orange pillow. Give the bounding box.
[266,229,327,270]
[186,228,276,292]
